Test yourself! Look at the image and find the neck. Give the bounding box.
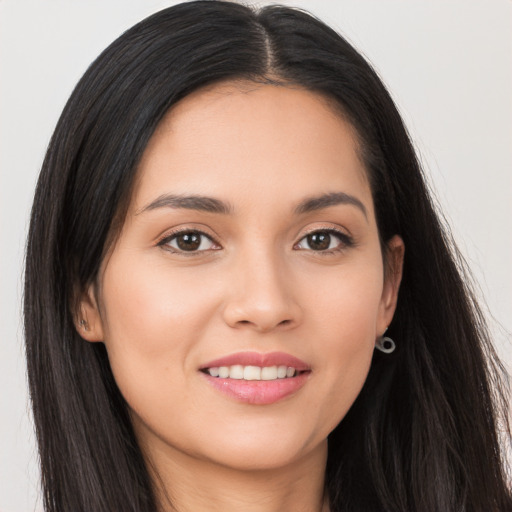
[145,439,329,512]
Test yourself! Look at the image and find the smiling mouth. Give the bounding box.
[200,353,311,404]
[202,365,308,380]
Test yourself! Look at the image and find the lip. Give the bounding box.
[199,351,311,405]
[200,351,310,371]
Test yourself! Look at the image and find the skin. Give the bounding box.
[79,82,404,512]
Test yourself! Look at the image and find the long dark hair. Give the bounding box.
[24,1,511,510]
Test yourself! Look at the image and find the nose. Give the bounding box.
[221,248,302,333]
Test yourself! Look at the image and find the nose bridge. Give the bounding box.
[222,241,301,332]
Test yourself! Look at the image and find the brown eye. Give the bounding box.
[176,232,201,251]
[306,232,331,251]
[295,229,353,252]
[161,231,217,253]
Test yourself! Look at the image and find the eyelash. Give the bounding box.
[157,228,220,256]
[294,228,355,254]
[157,227,354,255]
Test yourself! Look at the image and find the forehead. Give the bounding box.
[132,81,372,214]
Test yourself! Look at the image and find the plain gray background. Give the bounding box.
[1,1,511,510]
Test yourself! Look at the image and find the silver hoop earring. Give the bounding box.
[375,336,396,354]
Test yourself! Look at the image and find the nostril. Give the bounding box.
[234,318,293,330]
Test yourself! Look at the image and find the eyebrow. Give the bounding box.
[137,191,367,218]
[294,192,367,219]
[136,194,233,215]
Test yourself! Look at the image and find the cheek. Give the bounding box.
[100,254,219,348]
[97,256,222,412]
[301,253,384,343]
[300,260,383,433]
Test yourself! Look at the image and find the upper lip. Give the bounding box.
[200,351,310,371]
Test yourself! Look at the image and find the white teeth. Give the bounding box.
[230,365,244,379]
[206,365,298,380]
[243,365,261,380]
[277,365,287,378]
[261,366,278,380]
[218,366,229,378]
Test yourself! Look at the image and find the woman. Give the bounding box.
[24,1,511,511]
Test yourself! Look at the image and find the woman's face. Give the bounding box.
[80,82,403,473]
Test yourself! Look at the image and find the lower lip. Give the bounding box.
[201,372,310,405]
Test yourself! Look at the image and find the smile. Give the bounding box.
[200,352,311,405]
[203,365,299,380]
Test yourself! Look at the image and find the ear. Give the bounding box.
[74,284,105,342]
[377,235,404,335]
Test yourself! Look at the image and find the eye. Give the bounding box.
[158,230,219,253]
[295,229,353,252]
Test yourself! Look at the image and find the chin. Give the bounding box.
[196,424,327,472]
